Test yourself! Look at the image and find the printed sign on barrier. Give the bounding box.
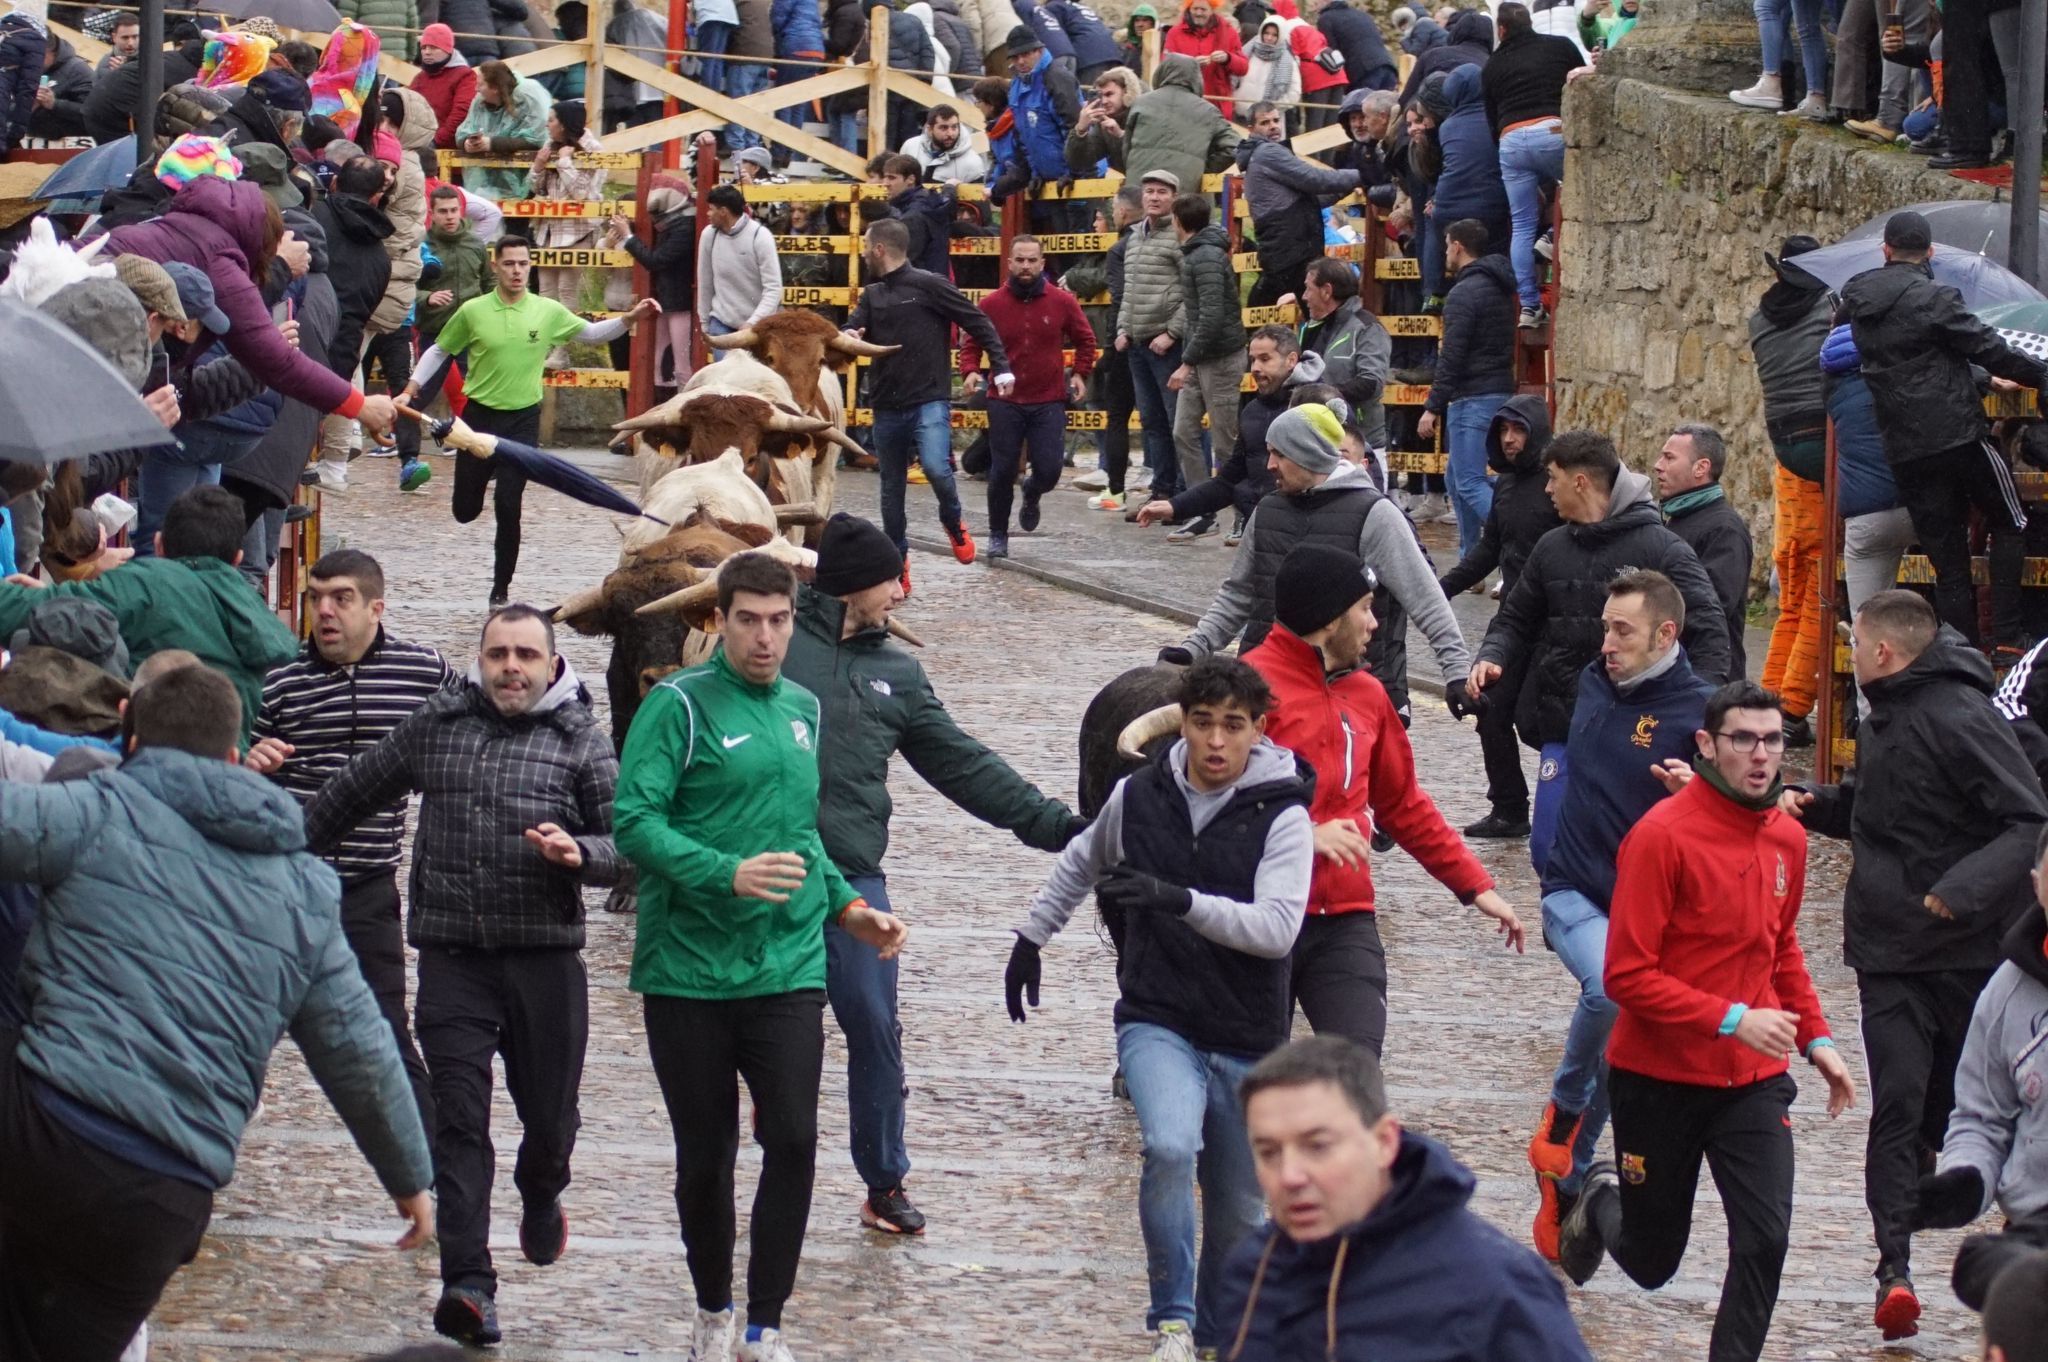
[1385,314,1442,338]
[545,369,631,389]
[782,286,855,306]
[499,200,631,219]
[774,236,853,252]
[529,248,635,269]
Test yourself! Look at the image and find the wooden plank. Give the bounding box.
[502,41,589,80]
[1384,382,1432,407]
[1895,554,2048,587]
[599,108,725,153]
[949,236,1003,255]
[867,5,890,163]
[1385,314,1442,338]
[1242,302,1300,327]
[599,51,870,177]
[1376,257,1421,280]
[444,152,642,170]
[775,235,856,251]
[1387,450,1448,475]
[1290,121,1351,157]
[783,285,856,306]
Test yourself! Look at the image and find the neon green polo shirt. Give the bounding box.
[433,289,589,411]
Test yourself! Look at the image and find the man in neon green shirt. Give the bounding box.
[615,551,907,1362]
[402,234,660,605]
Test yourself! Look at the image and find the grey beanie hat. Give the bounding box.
[8,597,132,679]
[42,278,150,390]
[1266,407,1342,474]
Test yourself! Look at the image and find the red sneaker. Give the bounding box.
[1875,1277,1921,1340]
[946,522,976,564]
[1532,1176,1572,1263]
[900,562,913,598]
[1528,1101,1582,1180]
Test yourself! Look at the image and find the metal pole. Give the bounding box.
[2011,0,2044,286]
[135,0,164,167]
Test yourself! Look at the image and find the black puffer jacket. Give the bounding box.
[1179,222,1243,365]
[304,662,620,951]
[1476,467,1733,745]
[1425,253,1517,412]
[1664,489,1753,687]
[1840,259,2048,466]
[29,36,94,139]
[82,37,205,144]
[1439,393,1560,596]
[1803,628,2048,975]
[0,13,45,152]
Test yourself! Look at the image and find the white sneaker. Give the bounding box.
[689,1307,737,1362]
[1128,469,1153,491]
[314,464,349,494]
[1729,74,1782,108]
[1074,467,1110,492]
[1416,492,1450,522]
[1150,1321,1197,1362]
[737,1326,797,1362]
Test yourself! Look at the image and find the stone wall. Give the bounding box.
[1552,73,1994,569]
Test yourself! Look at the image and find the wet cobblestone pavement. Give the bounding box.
[149,454,1982,1360]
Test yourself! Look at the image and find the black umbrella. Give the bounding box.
[0,300,177,464]
[211,0,345,32]
[1779,237,2046,308]
[1842,199,2048,283]
[420,414,667,523]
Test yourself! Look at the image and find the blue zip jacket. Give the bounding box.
[1542,648,1714,911]
[1042,0,1121,68]
[772,0,826,55]
[1014,0,1076,59]
[1010,47,1073,180]
[1821,323,1900,519]
[1432,63,1510,229]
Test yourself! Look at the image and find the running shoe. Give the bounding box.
[1533,1179,1575,1264]
[861,1185,928,1234]
[520,1197,568,1266]
[1019,487,1042,532]
[900,563,912,598]
[907,463,929,485]
[1557,1159,1617,1285]
[1518,306,1551,331]
[946,522,976,563]
[1090,491,1125,511]
[986,534,1009,559]
[1464,811,1532,839]
[1875,1274,1921,1340]
[739,1327,799,1362]
[1150,1321,1197,1362]
[1075,467,1110,492]
[1528,1101,1583,1180]
[1782,714,1815,748]
[1167,515,1216,544]
[400,458,432,492]
[1224,512,1246,548]
[433,1286,502,1346]
[688,1307,737,1362]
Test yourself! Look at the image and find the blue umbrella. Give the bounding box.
[424,416,666,524]
[33,139,138,203]
[1783,237,2046,307]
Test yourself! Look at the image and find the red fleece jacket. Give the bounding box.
[960,280,1097,405]
[1243,626,1492,915]
[1606,776,1833,1088]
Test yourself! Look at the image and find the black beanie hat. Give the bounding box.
[813,513,904,596]
[1275,544,1378,639]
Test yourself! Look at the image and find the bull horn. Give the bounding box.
[550,586,606,621]
[764,409,834,435]
[705,327,759,350]
[774,501,823,526]
[1116,703,1184,760]
[886,617,924,647]
[820,423,869,457]
[635,578,721,617]
[827,332,900,358]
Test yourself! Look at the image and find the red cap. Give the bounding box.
[420,22,455,50]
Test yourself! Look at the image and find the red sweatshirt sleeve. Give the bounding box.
[959,296,991,375]
[1222,25,1249,76]
[1367,687,1492,902]
[1770,841,1832,1052]
[1605,820,1735,1036]
[438,71,477,148]
[1063,291,1098,378]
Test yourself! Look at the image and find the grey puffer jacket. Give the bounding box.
[1116,214,1186,343]
[1,748,431,1198]
[304,658,621,951]
[1938,907,2048,1223]
[1298,295,1390,447]
[1235,130,1361,271]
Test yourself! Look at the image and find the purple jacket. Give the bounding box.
[105,178,359,417]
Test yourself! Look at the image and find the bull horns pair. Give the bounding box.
[614,393,869,459]
[706,329,900,359]
[629,579,924,647]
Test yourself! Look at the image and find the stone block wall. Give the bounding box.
[1552,74,1994,574]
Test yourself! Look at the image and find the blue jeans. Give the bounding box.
[1756,0,1829,88]
[1498,122,1564,310]
[696,19,734,95]
[774,59,816,131]
[1127,341,1183,499]
[704,314,739,362]
[825,874,907,1191]
[239,505,284,590]
[1541,888,1615,1197]
[871,400,964,554]
[1116,1023,1265,1349]
[1530,740,1569,877]
[1446,393,1506,556]
[829,110,861,153]
[725,57,768,150]
[135,424,253,556]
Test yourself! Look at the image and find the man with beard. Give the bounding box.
[900,101,989,183]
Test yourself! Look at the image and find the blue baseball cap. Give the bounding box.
[161,261,229,335]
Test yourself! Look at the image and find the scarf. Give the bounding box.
[1662,482,1725,518]
[988,108,1015,141]
[1693,753,1785,812]
[1247,35,1286,60]
[1006,272,1046,300]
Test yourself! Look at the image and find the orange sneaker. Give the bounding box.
[1875,1276,1921,1340]
[1528,1101,1581,1180]
[900,563,913,598]
[946,522,976,564]
[1532,1175,1570,1263]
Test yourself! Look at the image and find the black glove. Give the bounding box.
[1056,172,1076,197]
[1027,174,1045,199]
[1365,183,1398,213]
[1910,1166,1986,1231]
[1096,864,1192,917]
[1445,678,1482,720]
[1158,645,1194,667]
[1062,815,1093,847]
[1004,932,1042,1022]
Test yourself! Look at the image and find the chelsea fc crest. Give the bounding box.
[791,718,813,750]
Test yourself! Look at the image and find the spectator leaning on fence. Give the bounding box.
[902,102,990,184]
[455,60,551,201]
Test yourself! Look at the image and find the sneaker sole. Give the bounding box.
[1875,1286,1921,1340]
[433,1295,501,1346]
[1532,1176,1565,1263]
[1528,1109,1579,1180]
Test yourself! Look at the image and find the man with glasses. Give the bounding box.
[1557,678,1855,1362]
[1782,590,2048,1341]
[1524,569,1715,1265]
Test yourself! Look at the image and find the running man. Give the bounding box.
[401,233,661,605]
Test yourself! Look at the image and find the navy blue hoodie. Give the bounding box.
[1542,647,1715,911]
[1213,1132,1593,1362]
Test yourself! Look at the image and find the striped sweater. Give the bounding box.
[256,631,456,883]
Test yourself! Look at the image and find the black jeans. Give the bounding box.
[1603,1068,1798,1362]
[451,400,542,600]
[1096,344,1134,494]
[1953,1208,2048,1310]
[1941,0,1993,156]
[644,990,826,1330]
[1891,441,2029,647]
[341,872,434,1138]
[0,1030,214,1362]
[1290,912,1389,1056]
[987,399,1066,536]
[415,946,588,1293]
[1858,968,1992,1279]
[361,328,420,458]
[1478,664,1529,819]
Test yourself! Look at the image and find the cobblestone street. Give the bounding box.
[148,457,1985,1361]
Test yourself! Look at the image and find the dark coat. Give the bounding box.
[1178,222,1242,365]
[1169,349,1327,523]
[1665,491,1753,685]
[620,207,697,314]
[1439,393,1561,596]
[1478,25,1581,135]
[224,213,338,511]
[1426,252,1517,411]
[1397,7,1492,105]
[1839,259,2048,466]
[1803,629,2048,975]
[1431,63,1510,233]
[849,261,1008,407]
[0,13,45,151]
[1477,468,1734,745]
[1213,1133,1594,1362]
[1235,132,1360,271]
[1042,0,1122,69]
[885,183,955,276]
[310,194,395,384]
[438,0,501,60]
[1316,0,1396,90]
[82,37,204,145]
[28,37,94,140]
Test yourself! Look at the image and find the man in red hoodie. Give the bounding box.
[1241,543,1524,1055]
[1557,678,1857,1362]
[960,235,1097,558]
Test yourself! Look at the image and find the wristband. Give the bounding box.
[834,897,869,927]
[1718,1002,1748,1037]
[1804,1037,1836,1058]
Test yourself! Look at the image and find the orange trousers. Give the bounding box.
[1761,465,1823,719]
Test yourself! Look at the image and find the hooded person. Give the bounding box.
[412,22,478,147]
[1119,1,1160,66]
[1428,64,1510,251]
[1397,4,1493,105]
[1117,54,1237,194]
[1235,15,1299,123]
[927,0,984,76]
[27,31,94,140]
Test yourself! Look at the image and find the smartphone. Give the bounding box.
[1883,1,1904,40]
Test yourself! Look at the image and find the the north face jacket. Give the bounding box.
[1297,295,1390,446]
[304,658,621,950]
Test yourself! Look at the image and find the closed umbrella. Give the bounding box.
[0,300,176,464]
[1842,199,2048,282]
[32,139,138,203]
[1780,238,2046,308]
[413,411,668,523]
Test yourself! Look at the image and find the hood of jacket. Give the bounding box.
[1180,222,1230,257]
[1758,276,1827,328]
[1570,465,1661,541]
[1265,1133,1475,1274]
[323,192,396,245]
[460,653,592,721]
[120,746,311,855]
[2000,904,2048,989]
[1402,15,1446,51]
[391,85,438,153]
[166,175,270,259]
[1445,7,1495,47]
[1865,624,1997,706]
[284,207,330,273]
[419,45,473,70]
[1285,345,1327,390]
[1445,59,1486,111]
[1153,52,1205,95]
[1485,392,1552,474]
[1839,258,1933,325]
[178,556,301,675]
